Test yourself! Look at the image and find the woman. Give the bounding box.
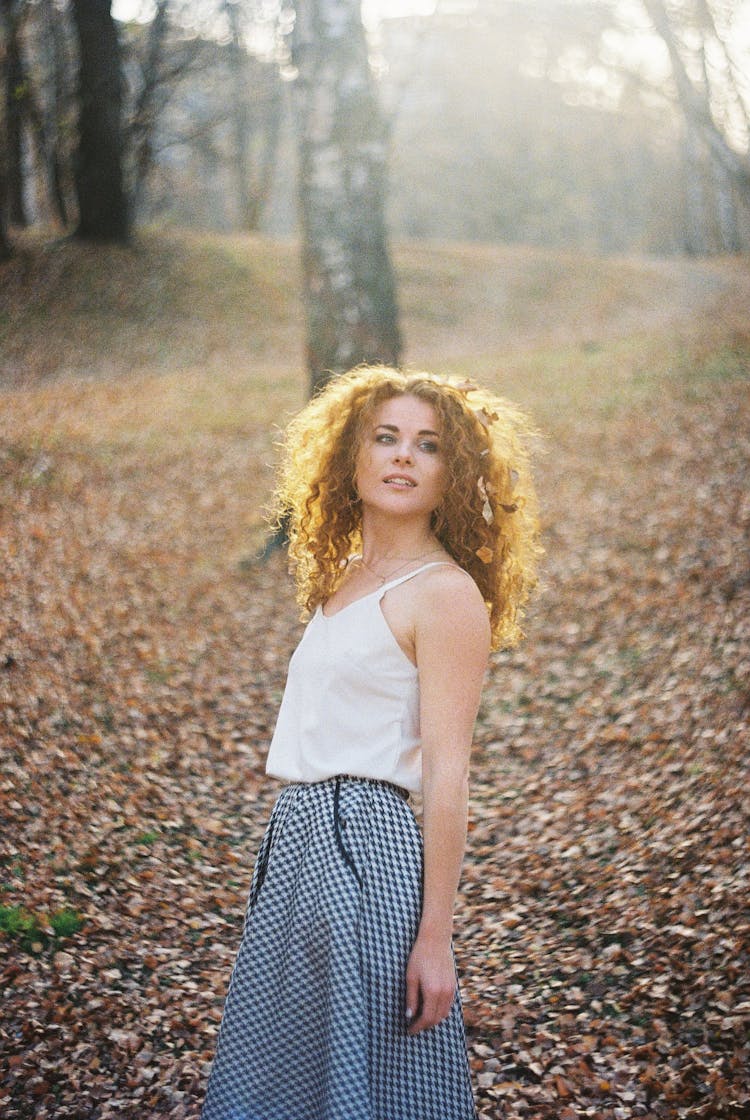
[200,367,540,1120]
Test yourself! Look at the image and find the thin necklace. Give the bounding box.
[356,547,445,587]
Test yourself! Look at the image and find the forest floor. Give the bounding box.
[1,230,749,1120]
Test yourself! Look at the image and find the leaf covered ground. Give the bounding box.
[1,232,749,1119]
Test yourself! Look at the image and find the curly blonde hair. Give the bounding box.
[271,366,542,650]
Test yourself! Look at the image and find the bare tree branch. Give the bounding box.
[642,0,750,195]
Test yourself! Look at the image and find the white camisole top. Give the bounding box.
[265,562,454,795]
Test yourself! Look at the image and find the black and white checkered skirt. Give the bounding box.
[200,775,476,1120]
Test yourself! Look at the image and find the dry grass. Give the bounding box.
[3,227,748,427]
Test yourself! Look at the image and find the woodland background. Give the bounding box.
[1,0,749,1118]
[2,0,750,256]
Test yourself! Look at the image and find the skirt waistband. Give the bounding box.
[306,774,410,803]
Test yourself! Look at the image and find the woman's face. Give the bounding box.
[354,394,448,520]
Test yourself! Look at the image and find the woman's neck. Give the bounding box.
[359,510,439,567]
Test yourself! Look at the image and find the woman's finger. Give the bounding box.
[408,987,441,1034]
[408,983,456,1034]
[405,972,421,1029]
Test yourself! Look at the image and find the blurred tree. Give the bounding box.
[119,1,282,232]
[254,0,401,558]
[127,0,170,214]
[3,0,745,256]
[3,0,73,229]
[225,0,255,229]
[641,0,749,252]
[71,0,128,240]
[0,189,8,259]
[2,0,27,226]
[0,9,10,256]
[287,0,401,394]
[39,0,73,227]
[223,0,283,231]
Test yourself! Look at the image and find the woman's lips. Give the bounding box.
[383,475,417,487]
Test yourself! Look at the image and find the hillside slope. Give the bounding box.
[2,229,748,388]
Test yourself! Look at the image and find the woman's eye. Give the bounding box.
[419,441,439,454]
[375,432,395,444]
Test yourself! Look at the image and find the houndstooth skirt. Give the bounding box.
[200,775,477,1120]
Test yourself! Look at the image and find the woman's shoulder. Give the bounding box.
[417,560,479,593]
[410,563,491,658]
[413,562,488,620]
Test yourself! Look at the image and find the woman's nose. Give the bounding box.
[393,445,413,463]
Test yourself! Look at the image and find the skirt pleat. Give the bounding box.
[200,777,477,1120]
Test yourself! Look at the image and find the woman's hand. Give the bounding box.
[405,932,457,1035]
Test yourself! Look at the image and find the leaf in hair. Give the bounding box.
[474,408,499,430]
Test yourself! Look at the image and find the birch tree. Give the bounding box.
[288,0,401,395]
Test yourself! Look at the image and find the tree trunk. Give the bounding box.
[0,200,10,257]
[224,1,256,231]
[683,121,709,254]
[238,69,283,232]
[290,0,401,395]
[0,21,10,258]
[3,1,27,226]
[40,0,71,227]
[0,159,9,254]
[711,153,741,254]
[250,74,283,231]
[129,0,169,216]
[71,0,128,241]
[643,0,750,205]
[19,65,71,228]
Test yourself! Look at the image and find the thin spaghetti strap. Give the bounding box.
[378,561,463,596]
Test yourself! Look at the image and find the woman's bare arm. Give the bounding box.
[405,568,491,1035]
